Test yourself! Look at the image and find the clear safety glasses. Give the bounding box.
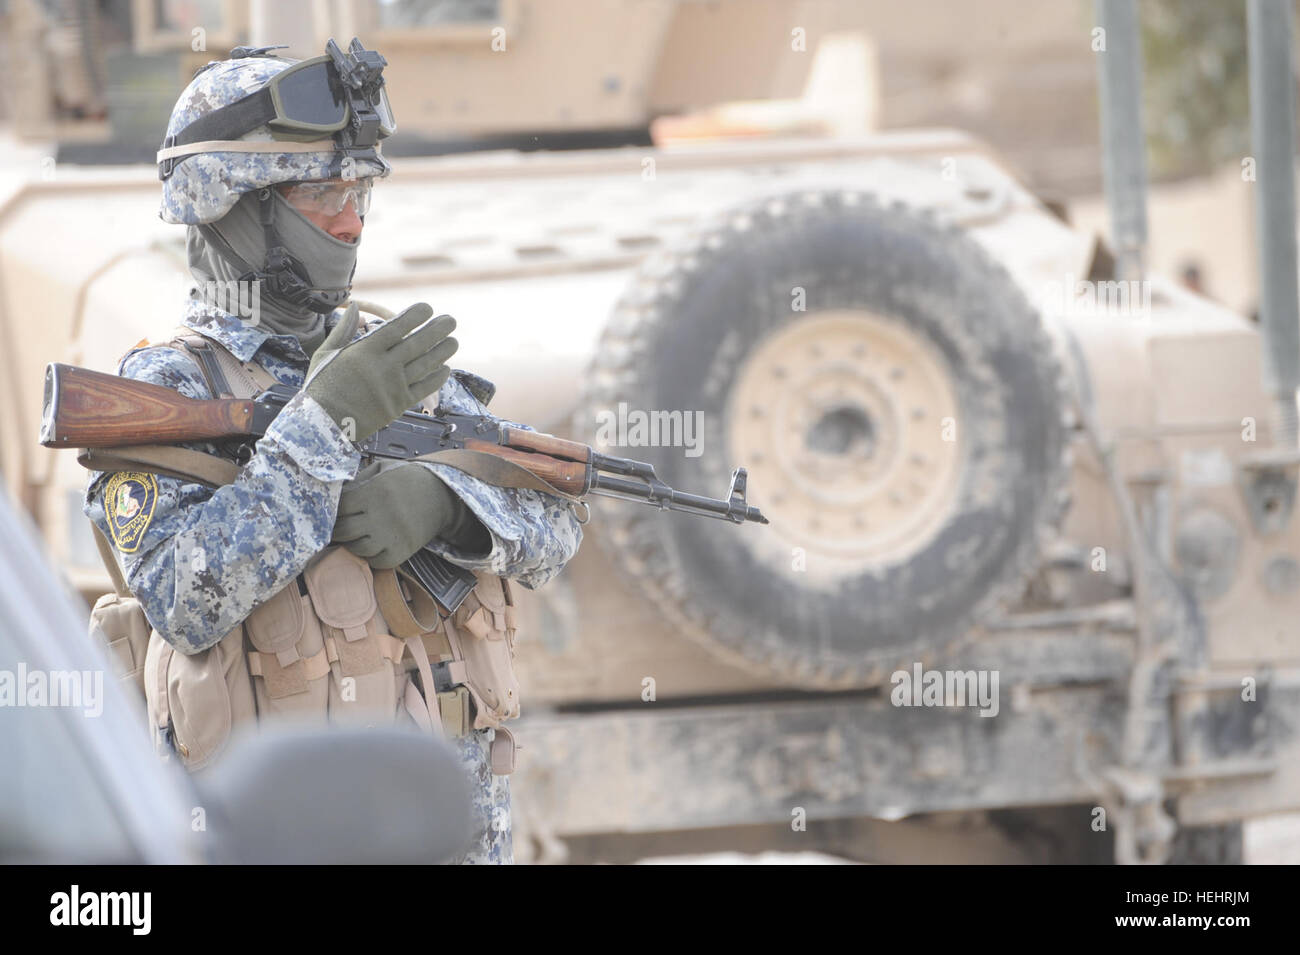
[281,178,374,217]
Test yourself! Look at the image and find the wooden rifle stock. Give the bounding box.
[40,363,256,448]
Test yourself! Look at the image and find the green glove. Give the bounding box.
[332,460,491,569]
[305,301,457,443]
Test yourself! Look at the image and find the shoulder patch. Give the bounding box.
[103,472,159,553]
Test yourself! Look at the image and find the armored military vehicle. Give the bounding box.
[2,0,1297,863]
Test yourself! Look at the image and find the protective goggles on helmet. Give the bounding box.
[158,37,395,180]
[280,178,373,217]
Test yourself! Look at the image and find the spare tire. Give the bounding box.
[581,191,1069,688]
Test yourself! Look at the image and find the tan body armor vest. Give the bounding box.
[94,328,522,775]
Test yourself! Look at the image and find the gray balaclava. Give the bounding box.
[186,189,362,355]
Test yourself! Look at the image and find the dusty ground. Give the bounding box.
[630,814,1300,863]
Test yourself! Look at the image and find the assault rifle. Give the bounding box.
[41,363,768,611]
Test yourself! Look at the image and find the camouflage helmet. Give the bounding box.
[158,43,392,226]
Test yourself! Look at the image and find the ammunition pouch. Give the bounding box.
[86,523,151,700]
[88,591,151,697]
[144,624,256,773]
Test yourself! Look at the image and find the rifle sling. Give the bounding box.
[78,444,577,502]
[91,522,131,597]
[410,448,581,503]
[79,445,241,488]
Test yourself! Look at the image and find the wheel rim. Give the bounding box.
[727,310,964,577]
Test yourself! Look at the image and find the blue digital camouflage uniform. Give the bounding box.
[85,297,583,864]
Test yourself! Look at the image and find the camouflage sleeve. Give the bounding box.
[83,345,360,654]
[414,373,583,590]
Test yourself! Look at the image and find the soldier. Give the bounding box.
[82,40,583,864]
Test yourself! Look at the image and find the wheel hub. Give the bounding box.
[728,311,963,573]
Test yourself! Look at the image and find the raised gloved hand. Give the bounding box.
[305,301,457,443]
[332,460,491,569]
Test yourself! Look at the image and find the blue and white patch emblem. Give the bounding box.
[104,472,158,553]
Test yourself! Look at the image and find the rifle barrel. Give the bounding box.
[590,472,768,524]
